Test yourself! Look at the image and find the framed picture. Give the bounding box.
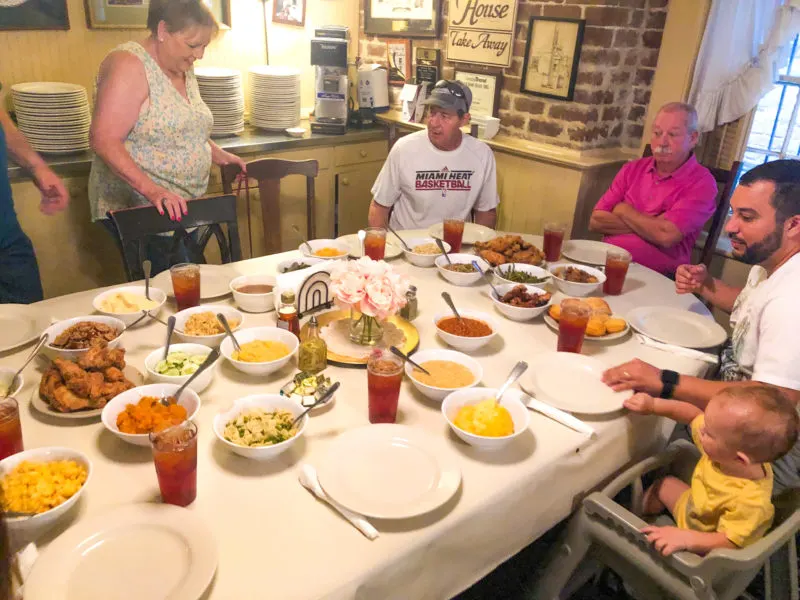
[84,0,231,30]
[454,69,502,118]
[272,0,304,27]
[520,17,585,101]
[384,38,411,86]
[0,0,69,31]
[365,0,439,39]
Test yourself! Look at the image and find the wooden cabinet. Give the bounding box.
[336,161,384,236]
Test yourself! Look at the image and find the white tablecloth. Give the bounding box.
[0,237,713,600]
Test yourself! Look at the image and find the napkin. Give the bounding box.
[635,334,719,364]
[522,393,596,438]
[274,261,337,311]
[12,542,38,599]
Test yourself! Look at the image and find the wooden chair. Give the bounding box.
[642,145,740,267]
[106,194,241,281]
[221,158,319,256]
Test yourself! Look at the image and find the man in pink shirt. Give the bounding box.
[589,102,718,275]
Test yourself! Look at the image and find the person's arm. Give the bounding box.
[368,200,391,227]
[613,202,683,248]
[588,162,634,235]
[0,109,69,214]
[90,51,187,221]
[209,141,246,173]
[474,208,496,228]
[640,525,735,556]
[675,264,741,314]
[471,150,499,229]
[623,393,703,424]
[368,145,401,226]
[589,210,633,235]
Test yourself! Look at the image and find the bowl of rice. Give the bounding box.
[402,237,451,267]
[212,394,307,460]
[173,305,244,347]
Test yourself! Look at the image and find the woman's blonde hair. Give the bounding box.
[147,0,219,35]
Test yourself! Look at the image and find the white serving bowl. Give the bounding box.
[101,383,201,447]
[0,367,23,398]
[405,348,483,402]
[219,326,299,376]
[490,283,553,322]
[433,309,499,352]
[434,254,490,286]
[403,237,451,267]
[285,127,305,138]
[441,387,530,451]
[548,264,606,297]
[92,285,167,326]
[42,315,126,361]
[144,343,217,393]
[173,304,244,347]
[229,274,276,313]
[277,256,325,274]
[299,239,349,260]
[213,394,307,460]
[494,263,552,286]
[0,446,92,539]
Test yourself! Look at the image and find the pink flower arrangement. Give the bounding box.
[330,257,410,321]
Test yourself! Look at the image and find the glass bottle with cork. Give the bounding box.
[298,315,327,373]
[277,290,300,338]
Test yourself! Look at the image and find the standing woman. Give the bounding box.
[89,0,245,271]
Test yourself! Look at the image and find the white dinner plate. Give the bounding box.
[152,264,233,299]
[0,304,51,353]
[561,239,621,265]
[317,424,462,519]
[627,306,728,349]
[336,233,403,259]
[427,222,496,246]
[25,503,217,600]
[31,365,144,420]
[521,352,627,415]
[543,314,631,342]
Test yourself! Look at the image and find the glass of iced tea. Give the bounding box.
[0,397,23,461]
[363,227,387,261]
[442,218,465,253]
[150,421,198,507]
[543,222,566,262]
[170,263,200,311]
[557,304,590,354]
[367,350,404,424]
[603,248,632,296]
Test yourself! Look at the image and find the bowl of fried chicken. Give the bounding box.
[473,235,546,267]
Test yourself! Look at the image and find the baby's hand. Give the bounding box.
[624,393,655,415]
[641,525,693,556]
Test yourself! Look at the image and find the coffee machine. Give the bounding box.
[310,26,349,135]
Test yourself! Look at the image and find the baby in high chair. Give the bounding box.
[624,385,799,556]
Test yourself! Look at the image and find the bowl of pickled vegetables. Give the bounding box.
[144,343,217,393]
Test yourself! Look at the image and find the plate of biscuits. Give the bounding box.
[544,297,630,341]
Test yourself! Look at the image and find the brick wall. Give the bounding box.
[359,0,669,150]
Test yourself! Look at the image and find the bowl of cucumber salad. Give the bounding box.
[144,343,218,393]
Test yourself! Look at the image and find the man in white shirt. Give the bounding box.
[602,159,800,495]
[367,80,499,230]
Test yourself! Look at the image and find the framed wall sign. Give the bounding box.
[520,16,585,101]
[414,47,440,87]
[272,0,305,27]
[454,69,501,118]
[0,0,70,31]
[384,38,411,85]
[364,0,439,38]
[84,0,231,30]
[446,0,518,68]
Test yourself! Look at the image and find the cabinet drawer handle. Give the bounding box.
[341,177,350,186]
[359,150,367,158]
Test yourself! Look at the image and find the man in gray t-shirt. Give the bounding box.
[368,80,499,230]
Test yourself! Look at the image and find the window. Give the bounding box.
[743,34,800,172]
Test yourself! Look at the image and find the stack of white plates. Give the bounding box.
[195,67,244,137]
[248,65,301,131]
[11,82,91,155]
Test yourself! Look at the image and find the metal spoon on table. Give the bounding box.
[161,348,219,406]
[441,291,462,321]
[162,315,177,360]
[292,224,314,255]
[120,310,151,333]
[471,260,503,298]
[434,237,452,265]
[217,313,241,353]
[389,346,431,376]
[386,222,411,252]
[495,361,528,407]
[143,260,152,301]
[290,381,340,428]
[4,334,48,398]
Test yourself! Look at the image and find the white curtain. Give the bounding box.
[689,0,800,132]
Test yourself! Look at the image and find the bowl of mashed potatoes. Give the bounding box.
[220,326,299,376]
[93,285,167,326]
[441,387,530,450]
[405,349,483,401]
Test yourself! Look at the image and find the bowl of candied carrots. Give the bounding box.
[101,384,201,447]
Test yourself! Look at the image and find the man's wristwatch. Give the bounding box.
[660,370,680,399]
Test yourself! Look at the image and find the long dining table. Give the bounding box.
[0,232,718,600]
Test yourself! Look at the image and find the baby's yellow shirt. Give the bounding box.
[674,415,774,547]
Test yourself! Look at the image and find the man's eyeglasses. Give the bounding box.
[434,80,465,98]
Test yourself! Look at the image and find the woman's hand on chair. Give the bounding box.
[216,150,247,179]
[145,185,188,222]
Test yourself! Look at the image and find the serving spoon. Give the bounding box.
[143,260,152,301]
[441,291,462,321]
[357,229,366,257]
[434,237,452,265]
[389,346,431,376]
[495,361,528,406]
[4,334,48,398]
[161,348,219,406]
[292,224,314,255]
[290,381,340,428]
[162,315,176,360]
[217,313,241,353]
[386,222,411,251]
[471,260,502,298]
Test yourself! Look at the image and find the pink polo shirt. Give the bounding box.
[594,155,718,275]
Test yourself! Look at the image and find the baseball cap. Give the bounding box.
[423,80,472,114]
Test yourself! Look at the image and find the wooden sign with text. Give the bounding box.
[446,0,519,68]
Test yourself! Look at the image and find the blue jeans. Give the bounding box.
[0,220,43,304]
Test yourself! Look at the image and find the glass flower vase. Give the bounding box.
[348,309,384,346]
